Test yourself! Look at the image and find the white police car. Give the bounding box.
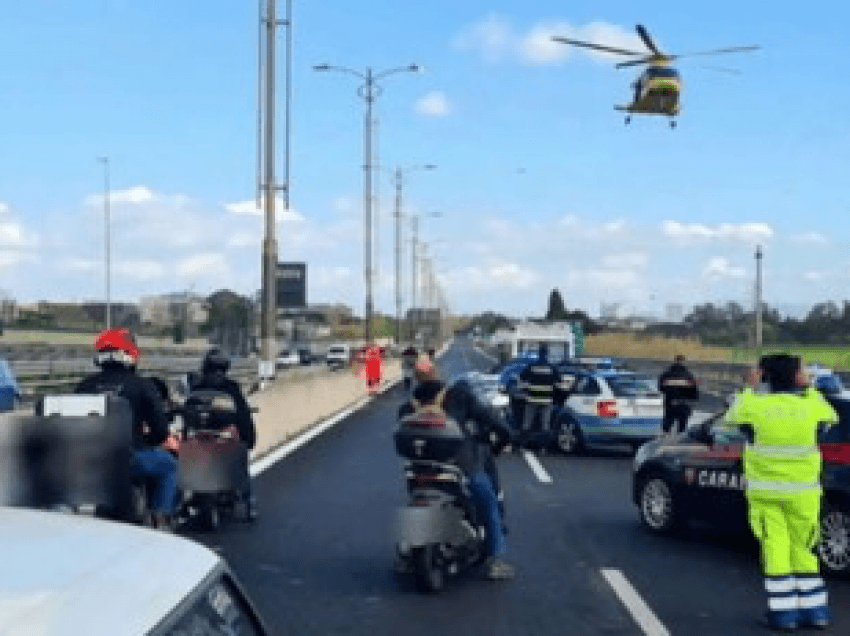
[553,369,664,454]
[0,507,267,635]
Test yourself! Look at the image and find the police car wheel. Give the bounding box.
[556,419,584,455]
[818,503,850,576]
[638,476,680,533]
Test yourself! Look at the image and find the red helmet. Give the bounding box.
[94,328,140,367]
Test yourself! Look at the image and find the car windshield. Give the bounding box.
[605,374,658,397]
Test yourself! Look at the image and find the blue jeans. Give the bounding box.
[131,447,178,514]
[468,471,506,558]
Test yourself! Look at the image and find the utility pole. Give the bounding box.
[258,0,292,376]
[363,68,375,344]
[755,245,763,354]
[394,167,403,344]
[411,215,418,342]
[97,157,111,330]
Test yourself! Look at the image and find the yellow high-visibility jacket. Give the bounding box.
[725,388,838,497]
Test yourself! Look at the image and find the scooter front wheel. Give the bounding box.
[413,544,445,594]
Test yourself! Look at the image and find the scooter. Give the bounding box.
[393,411,489,593]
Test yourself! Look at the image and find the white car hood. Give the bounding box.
[0,508,219,635]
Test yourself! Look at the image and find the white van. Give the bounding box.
[0,507,268,635]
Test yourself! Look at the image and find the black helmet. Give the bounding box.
[202,347,230,375]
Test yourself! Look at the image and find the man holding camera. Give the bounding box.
[726,354,838,631]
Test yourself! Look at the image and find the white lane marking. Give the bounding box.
[522,450,553,484]
[250,396,372,477]
[601,568,670,636]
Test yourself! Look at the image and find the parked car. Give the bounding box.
[632,396,850,576]
[276,349,299,369]
[0,506,268,634]
[326,344,351,369]
[0,358,21,412]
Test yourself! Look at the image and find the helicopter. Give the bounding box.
[551,25,760,128]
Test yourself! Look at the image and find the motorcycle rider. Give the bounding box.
[398,357,516,580]
[75,329,177,529]
[190,347,258,520]
[725,354,838,631]
[658,354,699,435]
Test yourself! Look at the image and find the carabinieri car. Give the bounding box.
[632,397,850,576]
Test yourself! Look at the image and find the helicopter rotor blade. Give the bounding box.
[551,36,645,57]
[675,45,761,59]
[635,24,661,56]
[615,56,658,69]
[700,64,742,75]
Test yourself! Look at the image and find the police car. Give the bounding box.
[552,368,664,454]
[0,506,268,634]
[632,398,850,576]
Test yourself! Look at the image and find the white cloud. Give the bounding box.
[454,16,646,66]
[603,252,648,269]
[603,219,626,233]
[663,221,773,243]
[224,196,304,223]
[64,258,100,273]
[703,257,746,279]
[84,185,156,207]
[452,14,514,62]
[178,253,229,279]
[0,202,9,215]
[558,215,580,228]
[114,260,167,281]
[792,231,829,245]
[227,231,257,249]
[804,271,828,282]
[447,261,540,291]
[416,91,452,117]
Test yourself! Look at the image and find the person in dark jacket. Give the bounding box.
[398,358,515,580]
[401,346,418,392]
[75,329,177,528]
[658,354,699,434]
[190,347,258,520]
[512,344,563,444]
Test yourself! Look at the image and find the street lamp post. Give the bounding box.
[314,62,423,343]
[392,164,436,344]
[755,245,763,354]
[96,157,111,330]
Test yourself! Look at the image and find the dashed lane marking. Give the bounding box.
[601,568,670,636]
[522,450,553,484]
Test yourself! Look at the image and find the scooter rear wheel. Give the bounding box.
[413,544,445,594]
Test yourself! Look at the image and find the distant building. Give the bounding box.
[665,303,686,323]
[140,293,208,327]
[600,302,623,320]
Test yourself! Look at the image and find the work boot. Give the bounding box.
[765,609,800,632]
[798,606,831,629]
[484,557,515,581]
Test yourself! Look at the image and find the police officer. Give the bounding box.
[658,354,699,434]
[513,344,561,446]
[725,354,838,631]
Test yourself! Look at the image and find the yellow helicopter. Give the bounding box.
[551,25,760,128]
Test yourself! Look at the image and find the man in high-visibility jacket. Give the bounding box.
[725,354,838,631]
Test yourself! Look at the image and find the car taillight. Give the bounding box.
[597,400,618,418]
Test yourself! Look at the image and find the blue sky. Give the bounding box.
[1,0,848,319]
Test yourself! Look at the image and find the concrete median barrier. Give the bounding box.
[250,359,402,460]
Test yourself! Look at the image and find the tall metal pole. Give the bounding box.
[755,245,763,353]
[260,0,280,371]
[363,68,374,344]
[411,215,418,341]
[394,167,403,344]
[97,157,111,330]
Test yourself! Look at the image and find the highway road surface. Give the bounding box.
[185,338,850,635]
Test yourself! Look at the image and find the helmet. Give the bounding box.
[414,356,437,383]
[202,347,230,375]
[94,329,140,367]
